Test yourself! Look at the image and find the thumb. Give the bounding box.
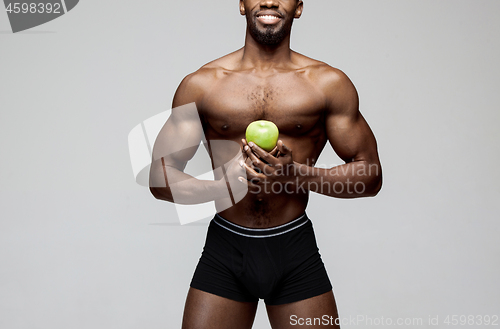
[277,140,292,156]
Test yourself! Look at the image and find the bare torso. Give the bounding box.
[196,49,332,227]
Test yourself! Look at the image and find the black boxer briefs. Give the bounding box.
[190,213,332,305]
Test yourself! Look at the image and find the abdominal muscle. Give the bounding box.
[218,189,309,228]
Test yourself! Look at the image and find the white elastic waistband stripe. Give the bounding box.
[215,213,306,232]
[213,219,309,238]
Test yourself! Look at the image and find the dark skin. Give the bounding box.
[150,0,382,328]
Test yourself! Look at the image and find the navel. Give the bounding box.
[221,124,229,131]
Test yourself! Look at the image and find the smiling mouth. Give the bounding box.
[257,15,282,25]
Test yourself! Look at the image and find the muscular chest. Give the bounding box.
[200,72,325,138]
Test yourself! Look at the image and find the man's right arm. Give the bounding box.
[149,72,230,204]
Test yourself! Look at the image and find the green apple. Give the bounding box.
[245,120,279,152]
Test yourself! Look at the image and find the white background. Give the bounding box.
[1,1,499,328]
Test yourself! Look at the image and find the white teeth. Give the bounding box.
[260,15,279,19]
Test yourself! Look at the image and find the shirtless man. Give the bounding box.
[149,0,382,328]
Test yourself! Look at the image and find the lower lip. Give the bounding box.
[257,16,281,25]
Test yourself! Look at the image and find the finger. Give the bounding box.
[243,144,261,165]
[241,139,249,160]
[245,172,265,185]
[237,176,250,186]
[277,140,292,156]
[243,144,253,163]
[242,145,249,161]
[236,176,260,189]
[248,142,279,166]
[243,177,262,189]
[244,146,269,171]
[270,146,279,157]
[241,160,265,180]
[244,156,253,167]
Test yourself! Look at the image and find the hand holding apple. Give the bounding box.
[240,137,297,192]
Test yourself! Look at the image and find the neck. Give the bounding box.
[240,28,293,71]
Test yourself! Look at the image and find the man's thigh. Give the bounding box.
[266,291,340,329]
[182,287,258,329]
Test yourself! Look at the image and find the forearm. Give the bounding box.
[296,161,382,198]
[149,160,229,204]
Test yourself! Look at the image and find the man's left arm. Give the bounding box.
[299,68,382,198]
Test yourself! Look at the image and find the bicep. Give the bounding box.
[151,103,204,170]
[325,71,379,164]
[326,112,379,164]
[152,73,205,170]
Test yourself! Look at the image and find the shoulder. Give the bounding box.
[293,54,359,116]
[172,67,215,107]
[321,66,358,114]
[291,51,357,97]
[305,61,355,95]
[304,61,358,115]
[172,49,243,108]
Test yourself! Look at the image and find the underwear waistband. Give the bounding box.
[213,213,309,238]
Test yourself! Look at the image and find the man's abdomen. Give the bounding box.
[218,191,308,228]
